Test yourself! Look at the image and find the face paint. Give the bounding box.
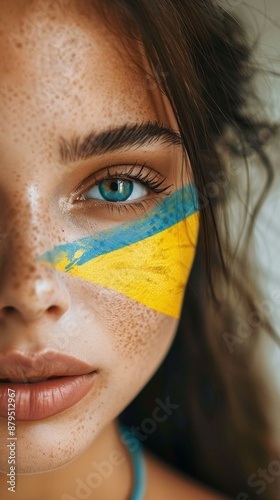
[38,183,199,318]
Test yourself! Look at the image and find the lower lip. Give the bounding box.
[0,373,96,421]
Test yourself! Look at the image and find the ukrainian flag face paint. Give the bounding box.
[39,183,199,319]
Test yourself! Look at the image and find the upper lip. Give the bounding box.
[0,352,96,381]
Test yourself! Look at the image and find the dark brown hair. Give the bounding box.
[96,1,279,498]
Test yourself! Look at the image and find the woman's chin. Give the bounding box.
[0,417,96,475]
[0,459,71,475]
[0,437,78,475]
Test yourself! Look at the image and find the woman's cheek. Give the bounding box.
[39,184,200,321]
[38,184,199,392]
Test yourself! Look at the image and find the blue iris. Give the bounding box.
[99,180,134,202]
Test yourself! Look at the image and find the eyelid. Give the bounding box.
[71,163,172,202]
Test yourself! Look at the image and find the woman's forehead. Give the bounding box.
[0,0,173,137]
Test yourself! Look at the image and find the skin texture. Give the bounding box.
[0,1,204,498]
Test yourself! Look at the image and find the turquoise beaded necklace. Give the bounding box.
[119,425,147,500]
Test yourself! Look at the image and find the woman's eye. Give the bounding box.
[83,179,148,202]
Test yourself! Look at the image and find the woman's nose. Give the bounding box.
[0,211,70,325]
[0,266,71,323]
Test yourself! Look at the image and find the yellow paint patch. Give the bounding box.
[47,212,199,318]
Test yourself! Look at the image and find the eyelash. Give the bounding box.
[74,163,172,213]
[106,163,170,193]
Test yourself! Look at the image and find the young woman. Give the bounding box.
[0,1,278,499]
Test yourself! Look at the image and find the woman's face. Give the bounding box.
[0,0,198,473]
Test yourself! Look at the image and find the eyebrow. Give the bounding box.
[59,121,182,163]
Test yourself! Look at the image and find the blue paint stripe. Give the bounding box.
[39,183,199,270]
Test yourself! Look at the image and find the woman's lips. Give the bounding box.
[0,352,97,421]
[0,372,97,421]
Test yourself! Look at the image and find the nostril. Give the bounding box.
[47,305,58,314]
[3,306,16,315]
[1,303,61,321]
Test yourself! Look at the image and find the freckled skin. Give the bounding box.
[0,1,196,498]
